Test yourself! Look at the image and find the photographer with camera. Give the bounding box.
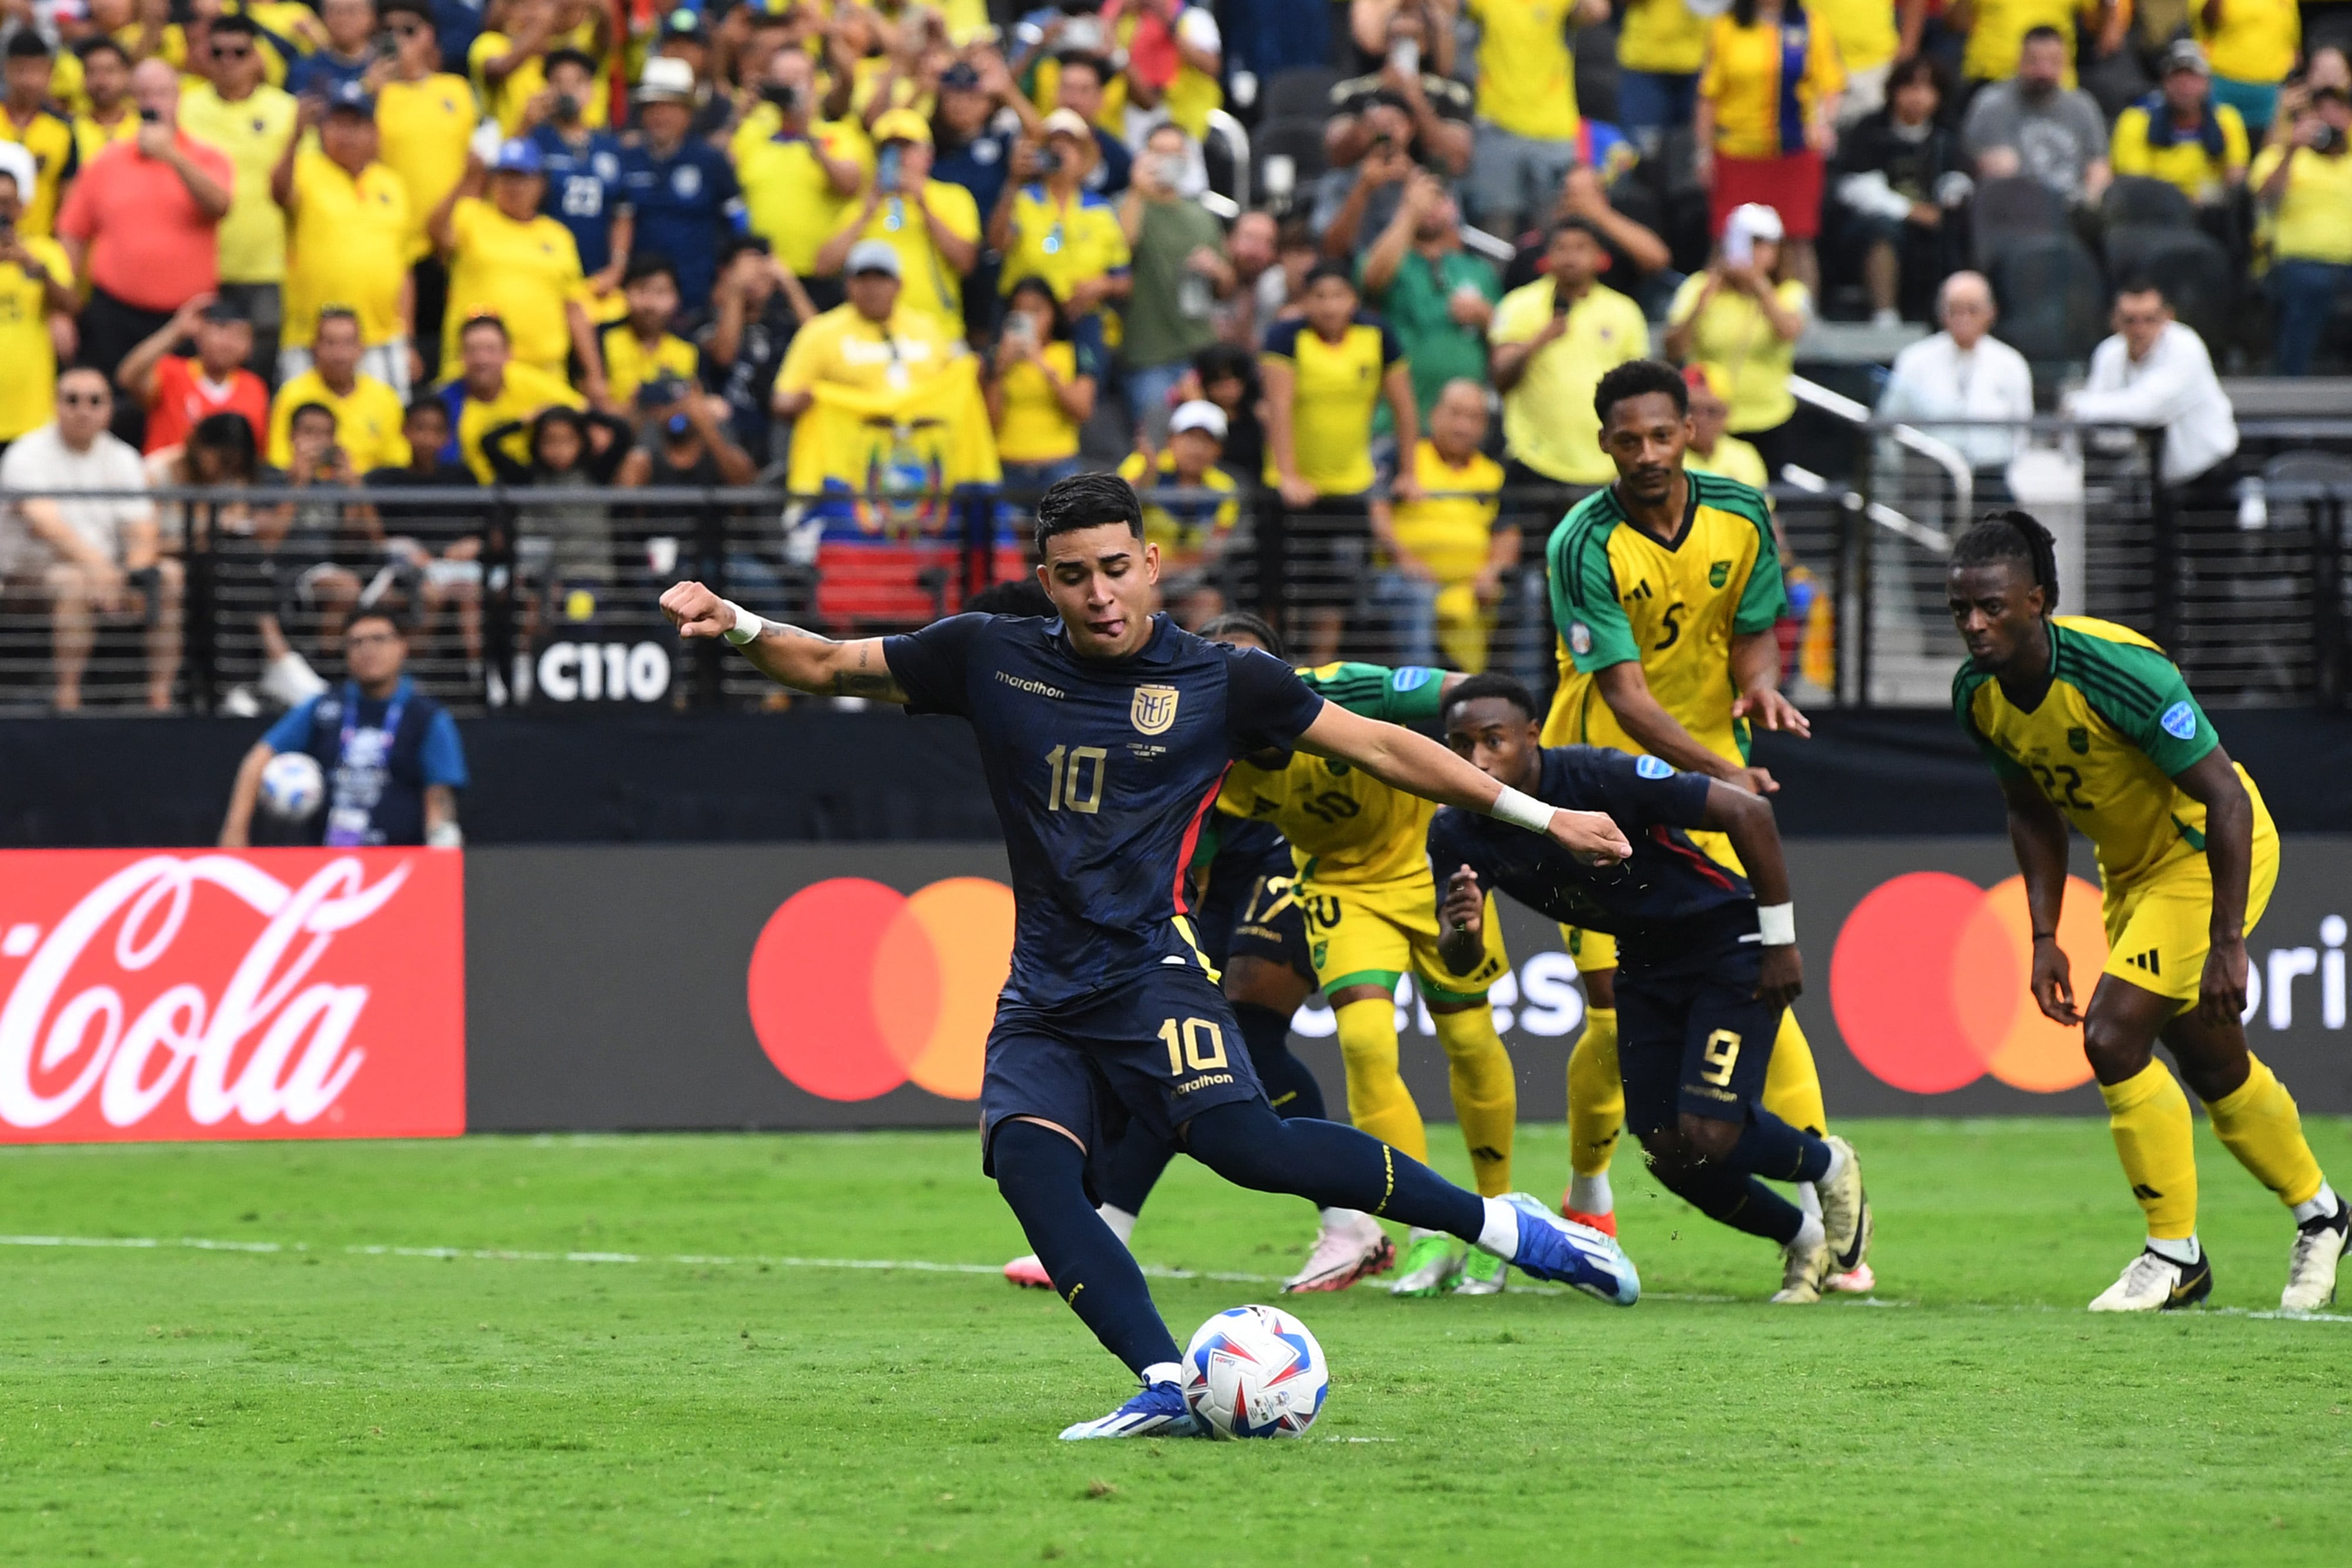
[2251,83,2352,375]
[524,48,632,302]
[736,47,871,315]
[988,108,1132,348]
[811,108,981,337]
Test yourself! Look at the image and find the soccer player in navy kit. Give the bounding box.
[660,475,1642,1439]
[1429,674,1873,1303]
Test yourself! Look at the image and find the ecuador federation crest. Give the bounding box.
[1131,684,1180,735]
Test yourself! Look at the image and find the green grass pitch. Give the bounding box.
[3,1118,2347,1566]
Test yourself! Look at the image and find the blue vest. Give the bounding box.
[296,678,445,847]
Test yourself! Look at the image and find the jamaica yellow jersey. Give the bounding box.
[1541,472,1786,765]
[1215,661,1448,887]
[1953,616,2268,888]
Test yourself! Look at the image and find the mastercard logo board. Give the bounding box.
[746,877,1014,1102]
[1829,871,2107,1095]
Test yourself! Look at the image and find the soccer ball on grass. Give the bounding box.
[1181,1305,1328,1439]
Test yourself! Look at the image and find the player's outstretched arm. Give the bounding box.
[659,580,907,701]
[2172,747,2254,1027]
[1728,628,1811,739]
[1593,660,1781,794]
[1294,701,1632,866]
[1698,778,1802,1008]
[1999,773,2080,1026]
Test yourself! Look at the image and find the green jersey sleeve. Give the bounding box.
[1546,509,1639,672]
[1730,515,1789,634]
[1296,661,1448,721]
[2059,628,2220,777]
[1951,666,2027,780]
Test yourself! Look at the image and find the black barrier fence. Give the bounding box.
[456,838,2352,1135]
[5,418,2351,717]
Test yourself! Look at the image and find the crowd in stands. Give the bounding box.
[0,0,2344,711]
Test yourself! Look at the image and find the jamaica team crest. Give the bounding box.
[1131,685,1180,735]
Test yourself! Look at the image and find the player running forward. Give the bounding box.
[1948,511,2350,1313]
[1000,613,1381,1293]
[660,474,1642,1440]
[1545,359,1864,1291]
[1214,651,1524,1299]
[1432,673,1870,1303]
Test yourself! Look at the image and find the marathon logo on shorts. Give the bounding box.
[1174,1071,1235,1095]
[1131,684,1180,735]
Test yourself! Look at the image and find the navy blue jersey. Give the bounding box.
[884,613,1325,1008]
[1426,747,1753,950]
[530,126,628,275]
[617,139,743,309]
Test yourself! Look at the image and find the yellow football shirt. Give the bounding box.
[993,338,1085,464]
[2250,143,2352,263]
[1214,661,1451,887]
[736,119,874,275]
[1117,448,1239,557]
[1668,273,1810,433]
[1961,0,2108,84]
[1954,616,2266,888]
[2196,0,2298,85]
[0,236,69,439]
[997,184,1131,305]
[829,179,981,331]
[176,81,300,283]
[266,369,411,471]
[1810,0,1899,76]
[1699,11,1846,160]
[1388,440,1504,584]
[1542,472,1788,764]
[444,196,585,375]
[0,106,77,238]
[2109,103,2249,203]
[376,73,479,263]
[1617,0,1709,75]
[1686,432,1770,490]
[284,152,413,349]
[71,110,139,171]
[775,300,961,400]
[469,27,610,139]
[447,359,585,482]
[1464,0,1581,140]
[1259,312,1401,495]
[595,319,699,410]
[1488,276,1650,484]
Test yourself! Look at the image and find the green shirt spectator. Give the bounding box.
[1118,123,1228,442]
[1359,172,1499,425]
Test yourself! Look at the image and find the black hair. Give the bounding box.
[458,312,509,343]
[75,36,131,68]
[963,577,1055,617]
[208,14,262,40]
[380,0,434,29]
[188,409,260,482]
[1546,215,1607,250]
[290,401,338,431]
[1950,509,2060,611]
[623,251,679,289]
[2020,23,2064,46]
[315,305,362,335]
[1593,357,1689,426]
[530,405,592,469]
[1003,274,1073,341]
[1191,340,1258,395]
[1033,472,1142,552]
[1055,52,1108,86]
[2113,272,2168,303]
[1196,610,1284,658]
[1302,259,1357,293]
[403,394,449,426]
[1441,671,1539,724]
[1887,52,1945,101]
[718,232,773,268]
[6,29,52,58]
[346,605,411,640]
[543,46,598,76]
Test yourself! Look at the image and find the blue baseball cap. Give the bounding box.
[491,138,544,175]
[324,79,376,116]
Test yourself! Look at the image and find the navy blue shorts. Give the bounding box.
[1616,935,1780,1134]
[979,966,1268,1181]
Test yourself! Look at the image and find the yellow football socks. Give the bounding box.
[1432,1005,1516,1197]
[2099,1058,2200,1240]
[1333,997,1428,1163]
[1760,1011,1828,1136]
[1565,1008,1622,1181]
[2203,1053,2327,1210]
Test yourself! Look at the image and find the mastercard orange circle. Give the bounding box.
[1829,871,2106,1095]
[747,877,1014,1102]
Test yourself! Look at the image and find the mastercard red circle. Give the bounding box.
[746,877,1013,1102]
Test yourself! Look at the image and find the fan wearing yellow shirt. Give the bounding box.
[734,48,871,290]
[1543,359,1863,1299]
[1371,380,1516,673]
[1694,0,1845,293]
[2111,42,2250,208]
[1,32,79,240]
[771,242,965,413]
[986,275,1101,492]
[0,179,76,442]
[375,1,479,266]
[1956,0,2127,88]
[987,111,1132,335]
[1489,218,1651,489]
[1115,399,1239,573]
[1681,362,1769,490]
[437,313,586,483]
[68,37,140,168]
[811,109,980,335]
[470,0,612,138]
[1810,0,1901,124]
[1947,509,2347,1314]
[1462,0,1604,235]
[2252,85,2352,376]
[1666,205,1810,472]
[586,256,700,414]
[266,308,412,471]
[2196,0,2297,135]
[430,138,593,380]
[272,84,417,393]
[177,14,300,368]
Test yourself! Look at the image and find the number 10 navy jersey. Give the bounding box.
[885,613,1327,1009]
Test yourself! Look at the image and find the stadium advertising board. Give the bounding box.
[0,850,466,1144]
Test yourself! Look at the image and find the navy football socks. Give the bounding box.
[1643,1154,1806,1246]
[1234,1002,1326,1120]
[992,1120,1181,1378]
[1728,1105,1835,1184]
[1093,1126,1177,1218]
[1182,1101,1484,1240]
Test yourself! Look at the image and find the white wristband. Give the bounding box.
[1489,784,1556,835]
[721,601,763,646]
[1757,902,1796,946]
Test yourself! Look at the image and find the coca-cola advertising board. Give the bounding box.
[0,850,466,1144]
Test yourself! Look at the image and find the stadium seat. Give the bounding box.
[1252,116,1331,204]
[1989,233,2110,367]
[1969,176,2070,270]
[2101,175,2196,231]
[2102,225,2236,348]
[1260,66,1341,122]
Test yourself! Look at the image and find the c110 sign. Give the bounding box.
[0,850,466,1144]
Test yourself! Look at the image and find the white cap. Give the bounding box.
[845,238,901,278]
[1168,400,1227,442]
[1041,107,1092,141]
[1725,202,1785,247]
[636,55,697,101]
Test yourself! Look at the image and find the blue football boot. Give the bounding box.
[1058,1379,1205,1440]
[1497,1192,1641,1306]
